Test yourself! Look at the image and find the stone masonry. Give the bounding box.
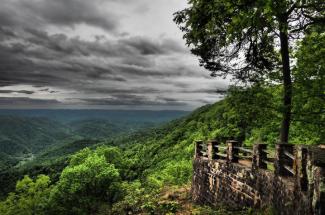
[192,141,325,215]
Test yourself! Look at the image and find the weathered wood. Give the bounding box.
[227,140,240,163]
[216,153,227,158]
[295,145,308,192]
[207,140,218,160]
[284,150,294,160]
[195,141,204,158]
[309,146,325,167]
[284,164,294,175]
[275,144,294,176]
[252,144,267,170]
[235,147,253,154]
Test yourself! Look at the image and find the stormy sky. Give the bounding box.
[0,0,228,110]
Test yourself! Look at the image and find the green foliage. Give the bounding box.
[148,160,192,187]
[35,139,100,164]
[0,116,71,158]
[191,205,253,215]
[217,84,278,142]
[291,30,325,144]
[111,181,158,214]
[0,110,187,173]
[158,200,180,214]
[0,175,51,215]
[0,112,186,199]
[174,0,324,145]
[1,79,323,213]
[173,0,323,80]
[49,151,121,214]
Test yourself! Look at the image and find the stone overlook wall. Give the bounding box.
[192,141,325,215]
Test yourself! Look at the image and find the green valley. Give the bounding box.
[0,81,323,214]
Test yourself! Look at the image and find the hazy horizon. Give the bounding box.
[0,108,190,111]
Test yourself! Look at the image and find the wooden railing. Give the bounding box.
[194,140,311,179]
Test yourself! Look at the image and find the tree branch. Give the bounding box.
[303,13,325,23]
[290,21,316,33]
[286,3,297,16]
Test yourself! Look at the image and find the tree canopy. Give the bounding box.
[174,0,325,143]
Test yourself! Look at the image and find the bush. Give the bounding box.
[0,175,52,215]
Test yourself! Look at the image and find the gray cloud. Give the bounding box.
[0,0,117,32]
[0,26,198,88]
[0,97,62,106]
[38,88,60,94]
[122,36,186,55]
[0,0,227,109]
[81,96,188,106]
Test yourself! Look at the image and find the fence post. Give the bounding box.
[227,140,239,163]
[295,145,308,191]
[314,167,325,215]
[195,141,203,159]
[275,144,294,176]
[252,144,267,170]
[207,140,218,160]
[306,146,325,214]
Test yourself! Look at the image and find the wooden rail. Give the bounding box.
[235,147,253,154]
[194,140,308,178]
[216,153,227,158]
[284,151,294,160]
[284,164,295,175]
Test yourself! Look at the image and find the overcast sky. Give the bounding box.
[0,0,229,110]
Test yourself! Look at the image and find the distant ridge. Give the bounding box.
[0,109,189,123]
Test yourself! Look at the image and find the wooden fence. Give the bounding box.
[195,140,312,180]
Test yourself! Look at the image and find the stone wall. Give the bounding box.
[192,141,325,215]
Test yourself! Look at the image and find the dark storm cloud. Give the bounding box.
[0,0,117,31]
[85,87,161,95]
[179,87,228,94]
[0,26,194,90]
[0,60,70,87]
[22,28,186,58]
[0,0,223,108]
[0,97,62,105]
[122,37,186,55]
[111,63,201,78]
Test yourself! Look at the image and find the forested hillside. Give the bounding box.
[0,111,188,200]
[0,110,188,170]
[0,116,70,155]
[0,80,323,214]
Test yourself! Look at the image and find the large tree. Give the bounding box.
[174,0,324,143]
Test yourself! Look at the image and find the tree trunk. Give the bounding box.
[279,26,292,144]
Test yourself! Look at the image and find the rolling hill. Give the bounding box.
[0,110,189,172]
[0,87,322,213]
